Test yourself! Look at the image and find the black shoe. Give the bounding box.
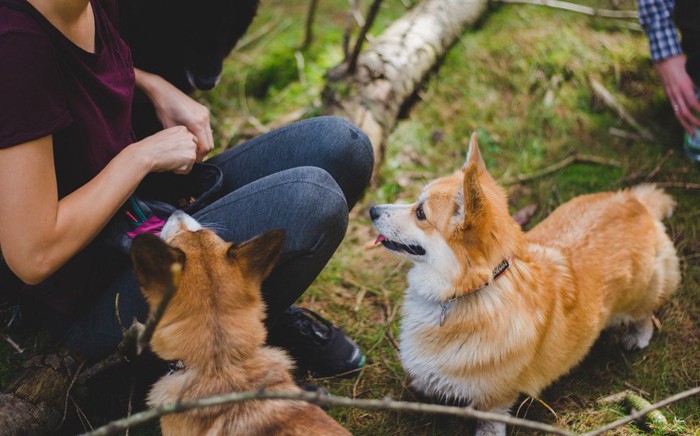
[268,306,366,377]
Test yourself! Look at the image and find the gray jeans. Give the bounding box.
[61,116,373,361]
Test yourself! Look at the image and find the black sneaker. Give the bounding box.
[268,306,366,377]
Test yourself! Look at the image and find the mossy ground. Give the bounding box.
[1,0,697,434]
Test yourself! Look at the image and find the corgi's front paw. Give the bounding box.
[475,419,506,436]
[620,317,654,351]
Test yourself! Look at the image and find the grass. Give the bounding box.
[2,0,698,434]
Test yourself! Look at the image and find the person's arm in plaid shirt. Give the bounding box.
[638,0,700,134]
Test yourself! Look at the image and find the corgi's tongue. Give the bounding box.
[375,235,387,245]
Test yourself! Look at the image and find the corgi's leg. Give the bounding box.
[475,406,510,436]
[620,317,654,350]
[475,420,506,436]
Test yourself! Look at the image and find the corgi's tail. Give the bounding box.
[630,184,676,221]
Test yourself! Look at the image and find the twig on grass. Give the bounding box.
[645,149,674,181]
[590,77,656,142]
[583,386,700,436]
[654,181,700,190]
[609,127,643,141]
[499,153,621,185]
[233,20,279,52]
[3,334,24,354]
[493,0,638,18]
[597,390,669,429]
[58,361,85,430]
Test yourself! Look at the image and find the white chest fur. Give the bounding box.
[399,266,539,408]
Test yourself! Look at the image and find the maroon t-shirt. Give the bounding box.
[0,0,136,313]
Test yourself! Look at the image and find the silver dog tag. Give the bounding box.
[439,302,449,327]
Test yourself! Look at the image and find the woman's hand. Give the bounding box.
[135,69,214,161]
[132,126,198,174]
[655,55,700,134]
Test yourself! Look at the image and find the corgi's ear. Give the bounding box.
[460,161,486,229]
[463,132,486,173]
[131,233,184,301]
[229,229,285,281]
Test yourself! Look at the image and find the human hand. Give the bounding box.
[136,70,214,160]
[655,55,700,134]
[134,126,198,174]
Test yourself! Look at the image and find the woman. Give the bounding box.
[0,0,372,378]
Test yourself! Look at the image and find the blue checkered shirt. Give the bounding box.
[638,0,683,62]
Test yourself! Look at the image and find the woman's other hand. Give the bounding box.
[135,69,214,161]
[655,55,700,134]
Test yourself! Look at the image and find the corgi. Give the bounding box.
[370,134,681,436]
[131,211,350,436]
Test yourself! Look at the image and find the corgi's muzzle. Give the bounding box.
[370,206,426,256]
[160,210,203,241]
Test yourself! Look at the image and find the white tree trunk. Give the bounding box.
[323,0,489,172]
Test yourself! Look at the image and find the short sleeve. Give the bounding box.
[0,25,72,148]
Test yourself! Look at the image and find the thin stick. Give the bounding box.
[2,334,24,354]
[495,0,638,18]
[234,20,279,52]
[348,0,383,73]
[300,0,319,50]
[645,149,673,181]
[654,181,700,189]
[581,386,700,436]
[590,78,655,141]
[78,263,181,384]
[136,263,181,355]
[58,361,85,430]
[500,153,621,185]
[81,389,578,436]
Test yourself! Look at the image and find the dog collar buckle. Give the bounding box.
[166,360,186,376]
[438,256,514,327]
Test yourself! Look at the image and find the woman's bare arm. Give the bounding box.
[0,128,197,285]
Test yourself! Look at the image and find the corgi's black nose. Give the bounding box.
[369,206,380,221]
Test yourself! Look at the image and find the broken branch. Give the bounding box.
[583,386,700,436]
[494,0,638,18]
[81,388,578,436]
[590,77,655,141]
[347,0,383,73]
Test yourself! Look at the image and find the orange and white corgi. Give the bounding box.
[370,134,680,435]
[131,211,350,436]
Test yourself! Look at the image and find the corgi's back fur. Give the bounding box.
[131,212,349,436]
[370,134,680,436]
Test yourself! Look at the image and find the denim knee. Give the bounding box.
[322,116,373,175]
[312,116,374,206]
[285,166,349,253]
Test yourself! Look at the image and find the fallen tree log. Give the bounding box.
[322,0,489,176]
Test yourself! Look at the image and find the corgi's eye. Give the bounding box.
[416,204,426,221]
